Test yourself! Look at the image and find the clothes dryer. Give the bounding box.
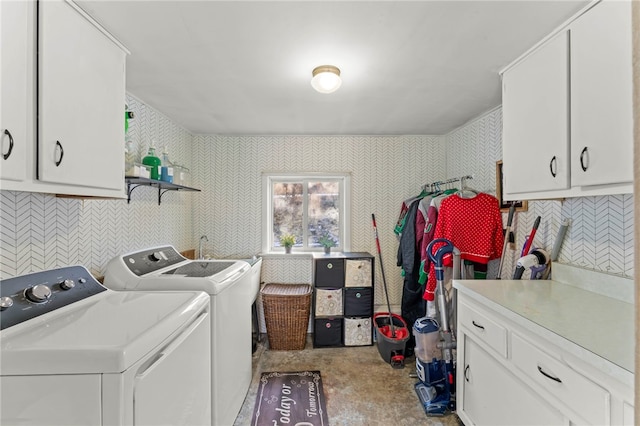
[0,265,211,426]
[104,245,254,426]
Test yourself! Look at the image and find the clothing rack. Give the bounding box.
[422,175,473,193]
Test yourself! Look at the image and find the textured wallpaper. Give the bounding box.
[191,134,448,308]
[0,98,633,310]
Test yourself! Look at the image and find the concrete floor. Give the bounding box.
[233,336,463,426]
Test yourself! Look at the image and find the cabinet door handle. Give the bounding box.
[549,156,557,178]
[537,365,562,383]
[2,129,14,160]
[580,147,589,172]
[464,364,470,382]
[472,320,485,330]
[55,141,64,167]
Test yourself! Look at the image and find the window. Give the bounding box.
[263,173,350,252]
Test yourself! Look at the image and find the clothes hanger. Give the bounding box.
[457,176,479,198]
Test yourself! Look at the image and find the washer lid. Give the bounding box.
[162,261,236,277]
[126,260,251,295]
[0,290,209,375]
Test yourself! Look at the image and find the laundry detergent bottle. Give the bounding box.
[160,147,174,183]
[142,144,161,180]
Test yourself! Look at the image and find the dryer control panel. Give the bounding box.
[0,266,107,330]
[122,246,186,276]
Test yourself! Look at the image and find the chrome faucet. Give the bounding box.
[199,235,208,259]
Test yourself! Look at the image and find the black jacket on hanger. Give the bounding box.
[396,198,424,356]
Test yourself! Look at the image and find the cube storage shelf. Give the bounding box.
[312,252,374,348]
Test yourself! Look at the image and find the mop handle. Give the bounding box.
[496,203,516,279]
[371,214,395,337]
[372,214,382,253]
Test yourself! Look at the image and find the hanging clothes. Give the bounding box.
[418,189,458,285]
[415,195,433,275]
[396,198,424,356]
[423,192,504,301]
[394,191,427,238]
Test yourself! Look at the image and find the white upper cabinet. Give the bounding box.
[0,0,127,197]
[569,0,633,187]
[502,32,570,194]
[501,0,633,200]
[38,0,126,191]
[0,0,29,182]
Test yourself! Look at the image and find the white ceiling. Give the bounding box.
[77,0,590,136]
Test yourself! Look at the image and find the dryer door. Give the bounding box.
[133,311,211,425]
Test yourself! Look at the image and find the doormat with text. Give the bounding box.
[251,370,329,426]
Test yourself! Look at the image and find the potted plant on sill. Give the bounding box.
[280,233,296,254]
[318,233,336,255]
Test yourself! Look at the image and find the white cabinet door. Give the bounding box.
[460,335,565,426]
[570,0,633,187]
[38,0,125,190]
[502,31,570,195]
[0,0,29,182]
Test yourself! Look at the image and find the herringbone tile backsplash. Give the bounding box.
[0,99,634,308]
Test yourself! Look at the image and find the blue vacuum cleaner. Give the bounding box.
[414,238,457,416]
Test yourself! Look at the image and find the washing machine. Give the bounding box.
[0,265,211,426]
[104,245,255,426]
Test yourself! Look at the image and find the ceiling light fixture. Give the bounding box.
[311,65,342,94]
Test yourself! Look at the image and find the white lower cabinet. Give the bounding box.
[456,296,630,426]
[460,335,564,426]
[511,332,609,425]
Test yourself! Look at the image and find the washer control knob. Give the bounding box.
[25,284,52,303]
[0,296,14,310]
[59,279,75,290]
[149,252,162,262]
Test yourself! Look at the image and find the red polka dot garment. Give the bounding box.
[423,193,504,301]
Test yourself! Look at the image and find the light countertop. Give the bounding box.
[453,278,634,387]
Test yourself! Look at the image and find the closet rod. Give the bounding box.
[423,175,473,191]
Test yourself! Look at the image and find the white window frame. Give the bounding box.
[262,172,351,253]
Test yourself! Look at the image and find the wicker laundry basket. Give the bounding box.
[261,283,312,350]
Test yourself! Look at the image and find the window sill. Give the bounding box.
[259,251,346,259]
[259,252,315,259]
